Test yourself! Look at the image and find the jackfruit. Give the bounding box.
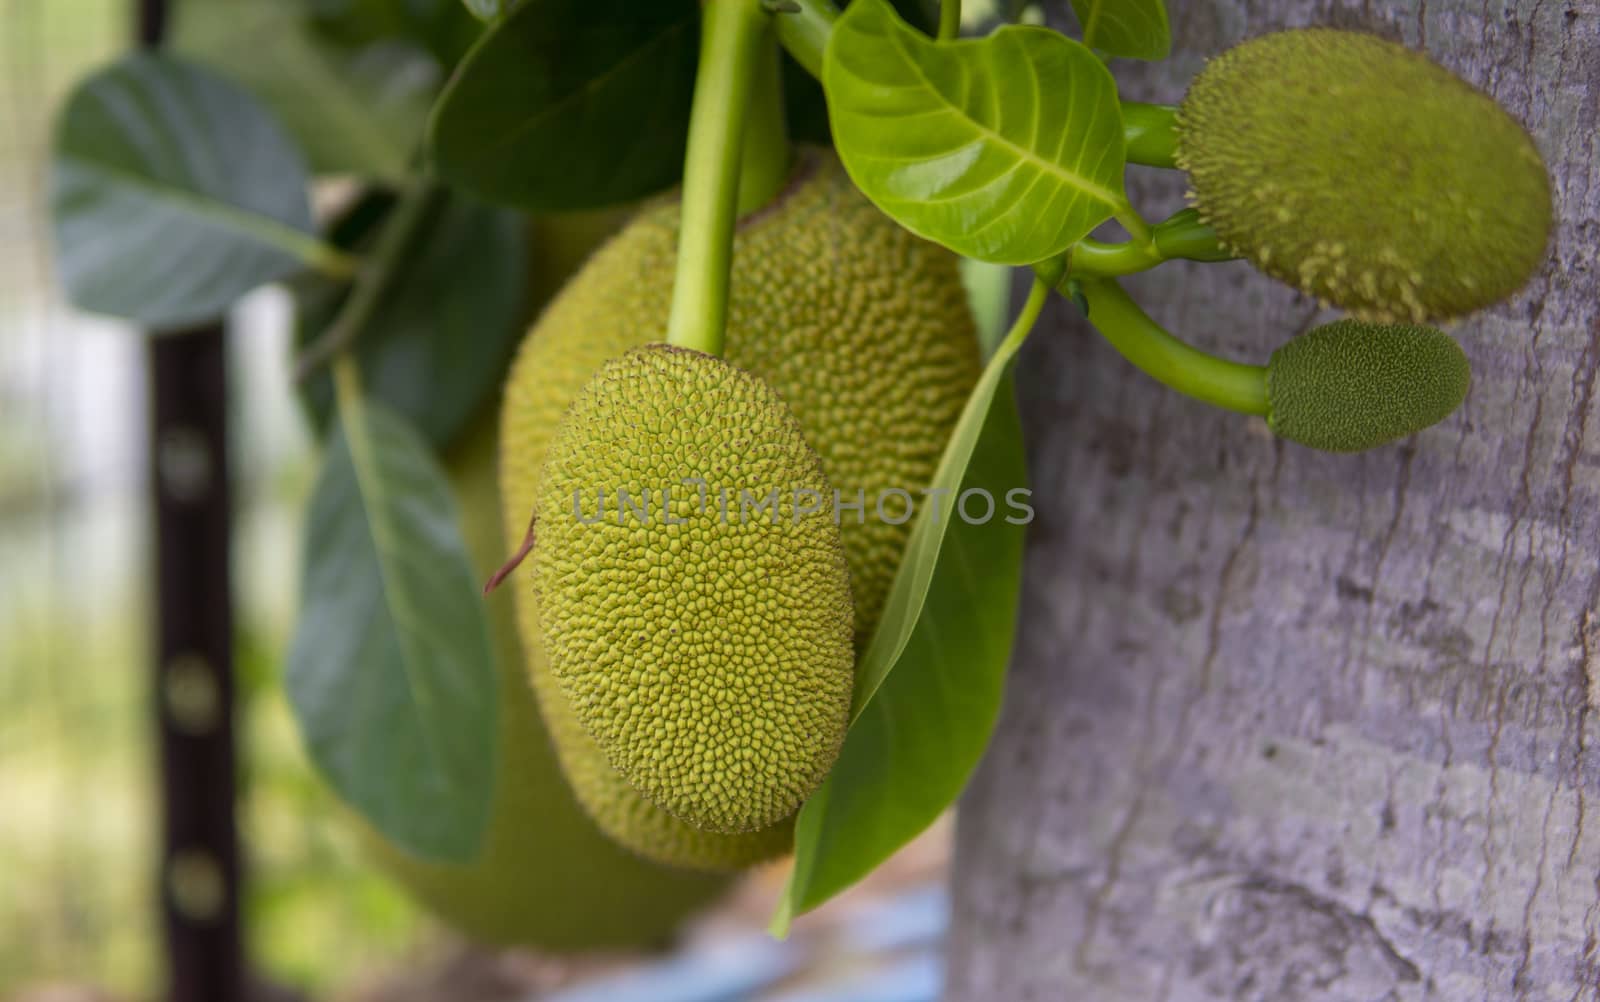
[534,344,857,834]
[359,413,733,949]
[1266,319,1471,452]
[499,148,979,866]
[1176,28,1551,322]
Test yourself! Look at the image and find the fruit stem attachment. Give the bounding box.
[1071,208,1235,276]
[665,0,775,357]
[1121,102,1180,168]
[295,177,443,381]
[938,0,961,40]
[772,0,837,77]
[1074,276,1269,416]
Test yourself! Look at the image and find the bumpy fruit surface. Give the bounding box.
[1266,319,1471,452]
[361,415,732,948]
[499,148,979,867]
[1176,28,1550,322]
[534,344,857,834]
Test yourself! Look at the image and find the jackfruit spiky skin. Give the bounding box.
[1266,319,1471,452]
[498,149,978,868]
[534,344,857,835]
[1176,28,1551,322]
[360,414,733,948]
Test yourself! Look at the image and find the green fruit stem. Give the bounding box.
[295,177,444,381]
[938,0,961,40]
[1071,208,1235,276]
[1076,276,1269,416]
[665,0,784,357]
[1120,102,1180,168]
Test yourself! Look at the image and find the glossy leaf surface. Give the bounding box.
[1069,0,1171,60]
[824,0,1127,265]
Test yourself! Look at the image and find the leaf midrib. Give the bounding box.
[878,19,1122,210]
[338,401,466,801]
[62,154,323,267]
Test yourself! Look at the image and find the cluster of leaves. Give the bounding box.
[47,0,1174,927]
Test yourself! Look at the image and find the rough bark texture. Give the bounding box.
[947,1,1600,999]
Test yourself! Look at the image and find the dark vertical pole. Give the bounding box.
[138,2,244,1000]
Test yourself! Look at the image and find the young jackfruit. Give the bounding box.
[1176,28,1551,322]
[1266,319,1471,452]
[360,414,733,948]
[534,344,857,835]
[499,148,979,867]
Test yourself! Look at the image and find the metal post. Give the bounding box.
[138,2,244,1000]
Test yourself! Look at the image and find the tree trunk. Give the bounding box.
[946,2,1600,999]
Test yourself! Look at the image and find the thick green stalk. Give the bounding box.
[737,29,791,215]
[1121,102,1180,168]
[773,0,839,78]
[938,0,961,40]
[1076,277,1269,416]
[665,0,774,356]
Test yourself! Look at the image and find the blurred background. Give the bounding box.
[0,0,963,999]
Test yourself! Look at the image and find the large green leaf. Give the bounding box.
[824,0,1127,265]
[288,397,497,862]
[51,53,321,328]
[427,0,699,210]
[295,189,526,450]
[175,0,437,181]
[775,289,1034,928]
[1069,0,1171,60]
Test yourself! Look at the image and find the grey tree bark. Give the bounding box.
[946,1,1600,999]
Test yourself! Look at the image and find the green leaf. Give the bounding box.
[309,0,484,68]
[775,298,1034,928]
[824,0,1128,265]
[1069,0,1171,60]
[428,0,699,210]
[295,190,527,450]
[287,398,497,862]
[175,0,437,181]
[50,52,321,328]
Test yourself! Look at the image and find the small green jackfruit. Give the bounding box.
[1176,28,1551,322]
[360,415,732,948]
[1266,319,1471,451]
[501,149,979,867]
[534,344,857,835]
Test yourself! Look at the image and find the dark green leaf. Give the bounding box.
[296,190,527,450]
[51,53,320,327]
[309,0,483,68]
[287,399,497,862]
[776,367,1028,929]
[175,0,436,181]
[427,0,699,210]
[1069,0,1171,60]
[824,0,1128,265]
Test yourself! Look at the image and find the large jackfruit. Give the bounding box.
[535,344,857,834]
[1176,28,1551,322]
[360,415,733,948]
[499,149,980,868]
